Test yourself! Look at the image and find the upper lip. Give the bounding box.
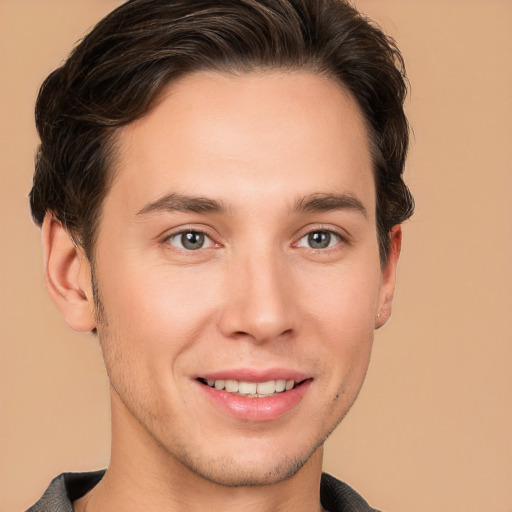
[195,368,310,383]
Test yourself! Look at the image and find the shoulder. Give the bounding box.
[26,471,105,512]
[320,473,382,512]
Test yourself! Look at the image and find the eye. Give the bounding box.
[296,230,341,250]
[166,230,215,251]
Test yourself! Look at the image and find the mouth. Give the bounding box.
[196,373,312,421]
[197,377,305,398]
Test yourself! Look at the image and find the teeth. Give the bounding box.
[256,380,276,395]
[238,381,257,394]
[275,379,286,392]
[203,378,297,396]
[224,380,239,393]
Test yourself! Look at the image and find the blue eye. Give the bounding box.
[297,230,340,249]
[167,231,214,250]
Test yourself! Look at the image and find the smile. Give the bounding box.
[196,374,312,421]
[198,378,297,397]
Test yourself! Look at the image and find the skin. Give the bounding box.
[43,70,401,512]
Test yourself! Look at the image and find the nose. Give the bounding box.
[218,248,296,343]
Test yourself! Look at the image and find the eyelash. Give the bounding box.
[164,229,216,251]
[294,229,343,251]
[163,226,346,253]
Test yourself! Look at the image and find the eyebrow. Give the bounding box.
[294,193,368,218]
[136,193,228,216]
[136,191,367,218]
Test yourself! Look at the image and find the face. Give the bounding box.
[82,71,398,486]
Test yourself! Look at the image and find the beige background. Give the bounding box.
[1,1,511,511]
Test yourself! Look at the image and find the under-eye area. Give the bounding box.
[197,378,310,397]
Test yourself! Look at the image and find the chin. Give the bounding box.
[182,456,308,488]
[169,434,325,488]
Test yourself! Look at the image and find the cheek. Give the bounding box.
[299,261,381,328]
[299,264,379,378]
[97,259,223,353]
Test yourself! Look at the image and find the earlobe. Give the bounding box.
[42,213,96,332]
[375,225,402,329]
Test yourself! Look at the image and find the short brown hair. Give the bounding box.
[30,0,414,261]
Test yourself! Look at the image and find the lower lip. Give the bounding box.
[197,380,312,422]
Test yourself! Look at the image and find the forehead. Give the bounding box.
[107,70,375,217]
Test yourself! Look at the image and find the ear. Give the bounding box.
[41,213,96,332]
[375,225,402,329]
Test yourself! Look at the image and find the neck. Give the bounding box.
[74,389,327,512]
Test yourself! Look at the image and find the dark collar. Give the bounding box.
[27,470,380,512]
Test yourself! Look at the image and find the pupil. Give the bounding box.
[182,232,204,250]
[308,231,330,249]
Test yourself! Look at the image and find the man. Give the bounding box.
[27,0,414,510]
